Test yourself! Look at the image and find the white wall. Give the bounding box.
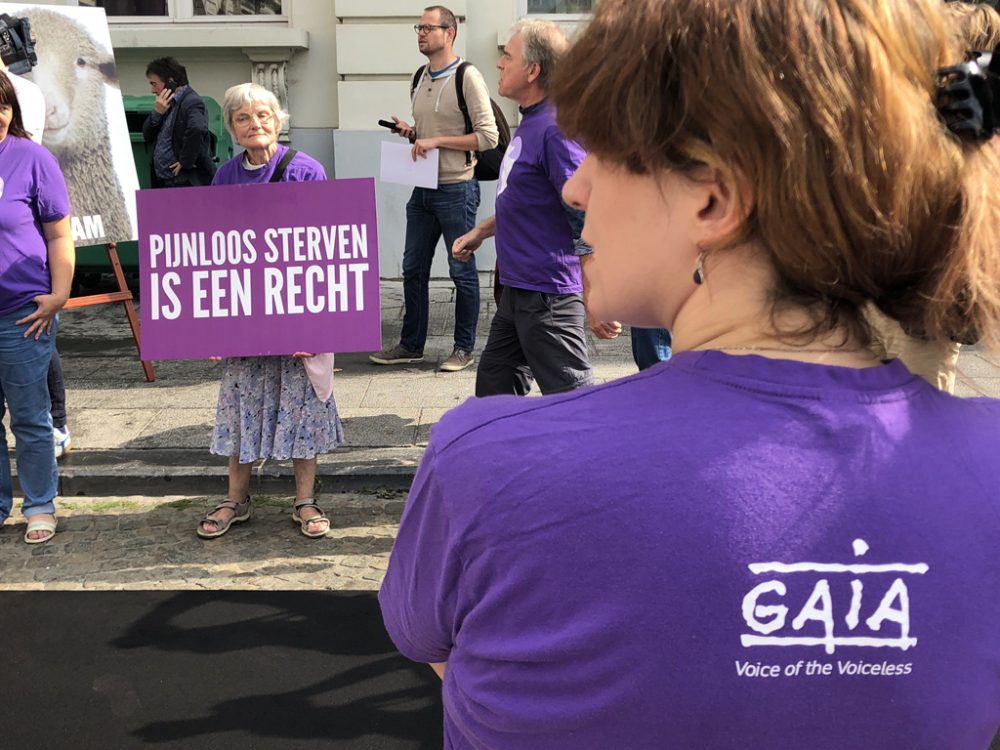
[286,0,337,128]
[334,0,519,130]
[332,0,517,277]
[334,131,498,279]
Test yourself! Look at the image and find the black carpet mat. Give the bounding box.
[0,591,442,749]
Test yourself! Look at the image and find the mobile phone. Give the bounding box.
[165,78,178,92]
[378,119,399,131]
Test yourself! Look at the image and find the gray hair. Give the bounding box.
[221,82,289,137]
[511,19,569,90]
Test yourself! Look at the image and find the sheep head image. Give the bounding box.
[19,8,134,245]
[22,8,119,151]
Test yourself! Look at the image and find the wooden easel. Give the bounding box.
[64,242,155,382]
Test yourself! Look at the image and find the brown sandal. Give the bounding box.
[292,499,330,538]
[197,496,251,539]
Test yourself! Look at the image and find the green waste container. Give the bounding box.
[75,94,234,271]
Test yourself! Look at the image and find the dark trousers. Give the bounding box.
[48,348,66,429]
[476,286,593,397]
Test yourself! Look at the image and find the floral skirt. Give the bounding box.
[210,356,344,463]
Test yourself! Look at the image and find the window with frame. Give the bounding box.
[526,0,593,14]
[79,0,284,17]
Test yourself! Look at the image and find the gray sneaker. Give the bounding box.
[440,349,475,372]
[369,344,424,365]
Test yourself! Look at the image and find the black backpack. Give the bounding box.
[410,62,511,181]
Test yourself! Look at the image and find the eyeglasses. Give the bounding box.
[414,24,449,34]
[233,110,274,127]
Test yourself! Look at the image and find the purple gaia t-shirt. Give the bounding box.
[494,101,585,294]
[0,135,71,317]
[212,144,326,186]
[380,352,1000,749]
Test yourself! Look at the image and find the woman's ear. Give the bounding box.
[695,167,754,244]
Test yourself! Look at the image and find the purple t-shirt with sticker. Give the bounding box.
[380,351,1000,749]
[212,144,326,186]
[494,101,584,294]
[0,135,71,317]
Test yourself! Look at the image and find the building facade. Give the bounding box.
[32,0,593,274]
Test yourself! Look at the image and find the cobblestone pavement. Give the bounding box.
[0,492,403,591]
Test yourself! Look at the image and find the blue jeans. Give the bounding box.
[400,181,481,353]
[631,327,672,371]
[0,305,58,522]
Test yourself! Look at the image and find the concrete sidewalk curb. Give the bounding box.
[43,447,423,497]
[19,280,1000,504]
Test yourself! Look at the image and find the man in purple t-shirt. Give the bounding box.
[452,20,593,397]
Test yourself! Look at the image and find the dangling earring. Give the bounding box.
[693,251,706,285]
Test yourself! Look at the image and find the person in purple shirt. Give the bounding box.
[196,83,344,541]
[379,1,1000,747]
[0,71,74,544]
[453,21,593,397]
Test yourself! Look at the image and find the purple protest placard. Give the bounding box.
[137,178,381,360]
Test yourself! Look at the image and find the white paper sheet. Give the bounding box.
[379,141,439,189]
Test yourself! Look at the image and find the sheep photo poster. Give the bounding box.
[136,178,382,360]
[0,4,139,246]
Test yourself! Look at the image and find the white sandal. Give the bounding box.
[24,517,57,545]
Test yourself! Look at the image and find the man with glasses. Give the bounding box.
[369,5,499,372]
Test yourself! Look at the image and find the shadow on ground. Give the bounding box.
[1,590,442,749]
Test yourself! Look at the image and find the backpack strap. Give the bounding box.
[454,61,474,167]
[410,65,427,97]
[269,148,298,183]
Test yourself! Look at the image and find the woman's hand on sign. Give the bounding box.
[208,356,223,362]
[154,87,174,114]
[292,352,316,359]
[17,293,68,340]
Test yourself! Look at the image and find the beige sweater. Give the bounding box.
[411,61,500,185]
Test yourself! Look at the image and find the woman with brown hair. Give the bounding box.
[380,1,1000,747]
[866,0,1000,392]
[0,71,74,544]
[948,0,1000,52]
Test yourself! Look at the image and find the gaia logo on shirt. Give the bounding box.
[740,539,928,655]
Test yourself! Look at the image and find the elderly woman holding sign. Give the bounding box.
[197,82,344,540]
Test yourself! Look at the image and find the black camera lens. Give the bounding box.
[0,14,37,76]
